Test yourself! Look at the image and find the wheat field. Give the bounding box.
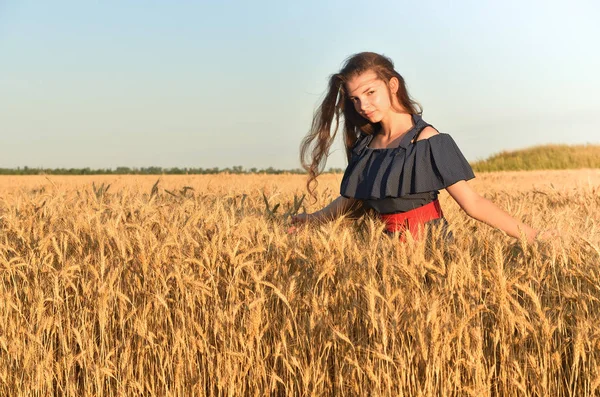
[1,170,599,396]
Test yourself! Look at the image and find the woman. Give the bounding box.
[292,52,548,243]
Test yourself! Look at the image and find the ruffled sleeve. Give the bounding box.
[349,132,370,156]
[340,133,475,199]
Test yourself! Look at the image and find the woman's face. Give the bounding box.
[345,70,398,123]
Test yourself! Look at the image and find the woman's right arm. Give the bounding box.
[291,196,358,225]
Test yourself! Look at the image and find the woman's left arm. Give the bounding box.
[445,180,539,243]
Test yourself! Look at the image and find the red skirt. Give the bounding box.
[379,199,444,240]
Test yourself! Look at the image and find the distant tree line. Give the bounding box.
[3,144,598,176]
[0,166,347,175]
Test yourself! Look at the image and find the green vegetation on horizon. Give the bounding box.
[0,166,312,176]
[1,144,598,175]
[471,144,600,172]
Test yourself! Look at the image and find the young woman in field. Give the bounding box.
[292,52,548,243]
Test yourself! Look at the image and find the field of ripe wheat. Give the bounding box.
[1,170,599,396]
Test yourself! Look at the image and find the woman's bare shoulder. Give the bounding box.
[416,126,440,141]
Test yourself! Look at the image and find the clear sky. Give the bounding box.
[1,0,599,170]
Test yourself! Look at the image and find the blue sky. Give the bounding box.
[1,0,599,170]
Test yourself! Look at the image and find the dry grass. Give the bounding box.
[471,144,600,172]
[1,170,599,396]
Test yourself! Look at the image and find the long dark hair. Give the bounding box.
[300,52,422,198]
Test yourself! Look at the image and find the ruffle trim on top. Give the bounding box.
[340,127,475,200]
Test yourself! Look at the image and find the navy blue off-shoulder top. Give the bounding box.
[340,114,475,214]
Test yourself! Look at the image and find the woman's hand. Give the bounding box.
[286,196,357,234]
[287,212,312,234]
[291,212,311,224]
[535,228,561,242]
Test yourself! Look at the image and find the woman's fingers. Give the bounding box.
[536,229,561,242]
[291,213,308,225]
[288,213,310,234]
